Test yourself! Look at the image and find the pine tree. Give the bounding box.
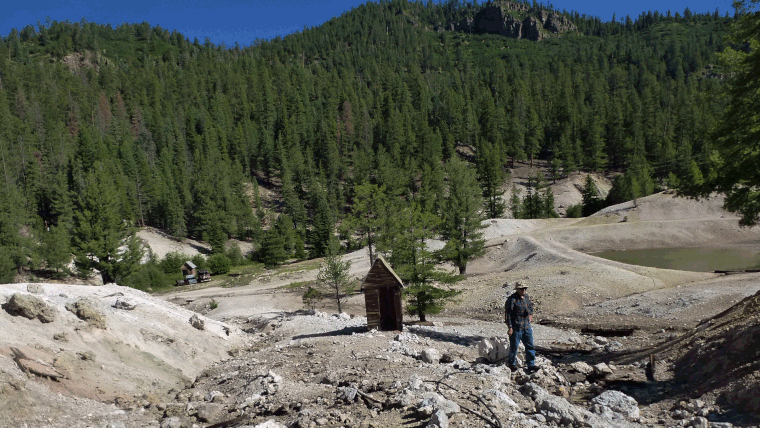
[477,141,507,218]
[440,157,487,275]
[316,240,353,314]
[378,202,458,322]
[71,164,140,284]
[581,175,602,216]
[345,182,387,265]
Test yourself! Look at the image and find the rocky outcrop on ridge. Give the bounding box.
[453,1,576,41]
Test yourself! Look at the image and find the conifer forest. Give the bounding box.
[0,0,741,287]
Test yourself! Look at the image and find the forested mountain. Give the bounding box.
[0,0,733,284]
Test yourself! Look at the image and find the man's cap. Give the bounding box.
[514,281,528,290]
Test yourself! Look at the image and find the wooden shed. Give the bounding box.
[362,256,404,331]
[181,261,197,278]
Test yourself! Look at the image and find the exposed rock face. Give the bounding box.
[5,293,57,323]
[457,1,576,41]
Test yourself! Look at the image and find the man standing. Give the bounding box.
[505,281,537,372]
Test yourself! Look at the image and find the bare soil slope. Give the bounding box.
[0,283,247,428]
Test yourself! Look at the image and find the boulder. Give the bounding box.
[570,361,593,375]
[421,348,442,364]
[593,363,613,377]
[160,417,182,428]
[65,299,106,329]
[476,337,509,363]
[113,298,137,310]
[338,386,358,403]
[686,416,708,428]
[196,403,225,423]
[189,314,205,330]
[520,382,615,428]
[591,390,640,421]
[418,392,460,417]
[26,284,44,294]
[5,293,57,323]
[428,409,449,428]
[253,421,287,428]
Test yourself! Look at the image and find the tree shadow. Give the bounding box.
[405,326,485,347]
[292,325,368,340]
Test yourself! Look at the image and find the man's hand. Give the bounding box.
[508,328,513,336]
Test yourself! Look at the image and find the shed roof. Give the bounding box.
[184,261,197,269]
[362,255,404,289]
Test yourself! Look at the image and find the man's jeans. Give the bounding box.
[508,326,536,367]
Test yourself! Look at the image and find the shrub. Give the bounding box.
[191,254,208,270]
[302,286,324,311]
[158,251,189,274]
[208,253,231,275]
[121,263,170,292]
[565,204,583,218]
[226,243,246,266]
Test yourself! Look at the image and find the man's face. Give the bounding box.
[517,287,527,296]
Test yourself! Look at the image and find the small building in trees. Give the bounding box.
[362,256,404,331]
[181,261,197,278]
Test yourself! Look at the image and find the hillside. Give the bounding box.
[0,0,734,286]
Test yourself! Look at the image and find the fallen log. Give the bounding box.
[580,327,636,337]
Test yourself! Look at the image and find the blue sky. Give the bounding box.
[1,0,735,47]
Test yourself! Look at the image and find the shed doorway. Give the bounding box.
[380,287,398,331]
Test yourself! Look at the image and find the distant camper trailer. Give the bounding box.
[362,256,404,331]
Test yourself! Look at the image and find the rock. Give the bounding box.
[113,298,137,310]
[205,391,224,403]
[418,392,460,417]
[253,420,287,428]
[268,371,283,384]
[484,389,518,408]
[421,348,441,364]
[338,312,351,320]
[190,314,205,330]
[428,409,449,428]
[196,403,225,423]
[520,383,614,428]
[160,417,182,428]
[593,363,613,377]
[570,361,593,375]
[53,332,67,341]
[593,336,609,345]
[26,284,44,294]
[338,386,358,402]
[591,390,640,421]
[15,358,65,380]
[476,337,509,363]
[394,332,420,343]
[5,293,57,323]
[605,341,624,352]
[687,416,709,428]
[65,299,106,329]
[672,409,691,420]
[439,352,456,364]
